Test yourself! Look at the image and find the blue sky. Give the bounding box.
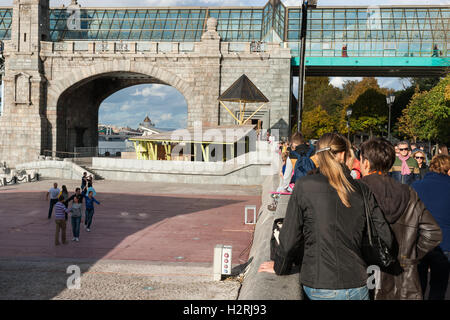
[4,0,444,128]
[100,84,188,130]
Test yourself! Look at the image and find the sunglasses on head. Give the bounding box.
[399,148,409,151]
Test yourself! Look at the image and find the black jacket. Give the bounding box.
[273,169,393,290]
[361,174,442,300]
[418,164,429,180]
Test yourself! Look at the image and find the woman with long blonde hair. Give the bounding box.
[259,133,393,300]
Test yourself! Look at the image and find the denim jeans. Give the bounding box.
[48,199,58,219]
[303,285,370,300]
[71,216,81,238]
[85,208,95,228]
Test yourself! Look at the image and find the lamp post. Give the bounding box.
[386,94,395,142]
[346,107,352,141]
[297,0,318,132]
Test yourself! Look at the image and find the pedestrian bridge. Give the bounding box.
[0,1,448,75]
[0,0,449,167]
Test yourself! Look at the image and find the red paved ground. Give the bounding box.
[0,190,260,265]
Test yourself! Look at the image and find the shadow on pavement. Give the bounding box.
[0,191,256,300]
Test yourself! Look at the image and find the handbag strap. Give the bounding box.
[357,182,377,245]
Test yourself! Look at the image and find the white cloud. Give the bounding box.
[131,84,169,99]
[160,113,173,121]
[119,103,134,111]
[330,77,364,88]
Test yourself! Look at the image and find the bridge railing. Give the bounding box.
[42,41,199,55]
[40,40,275,56]
[40,40,449,59]
[289,48,449,58]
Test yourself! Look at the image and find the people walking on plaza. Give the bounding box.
[69,196,83,242]
[54,195,70,246]
[59,185,69,208]
[259,133,393,300]
[46,182,60,219]
[83,190,100,232]
[86,181,96,197]
[389,141,419,185]
[412,155,450,300]
[67,187,84,206]
[81,172,88,190]
[359,138,442,300]
[413,150,429,180]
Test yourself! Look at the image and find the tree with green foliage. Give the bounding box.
[302,105,335,139]
[337,78,389,138]
[398,75,450,144]
[304,77,343,114]
[408,77,442,92]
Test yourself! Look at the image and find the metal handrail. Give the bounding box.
[0,172,39,187]
[42,149,82,158]
[289,48,449,58]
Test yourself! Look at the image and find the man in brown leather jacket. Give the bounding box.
[359,138,442,300]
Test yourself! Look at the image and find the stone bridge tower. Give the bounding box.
[0,0,49,165]
[0,1,292,167]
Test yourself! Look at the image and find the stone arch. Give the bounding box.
[47,60,194,112]
[46,60,194,154]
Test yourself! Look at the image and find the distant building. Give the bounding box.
[140,115,155,129]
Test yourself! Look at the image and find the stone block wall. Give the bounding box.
[220,48,292,138]
[0,4,293,167]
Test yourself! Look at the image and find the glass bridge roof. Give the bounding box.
[0,1,448,58]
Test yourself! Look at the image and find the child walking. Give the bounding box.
[54,195,69,245]
[70,196,83,242]
[83,190,100,232]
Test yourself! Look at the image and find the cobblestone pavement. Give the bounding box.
[0,180,261,300]
[0,258,242,300]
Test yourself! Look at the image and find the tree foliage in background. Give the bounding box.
[298,76,447,143]
[337,78,389,136]
[408,77,442,92]
[398,75,450,144]
[304,77,343,114]
[302,105,335,139]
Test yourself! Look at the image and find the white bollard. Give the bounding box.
[213,244,224,281]
[245,205,257,225]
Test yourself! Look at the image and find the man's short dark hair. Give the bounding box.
[75,188,81,192]
[397,141,410,148]
[360,138,396,173]
[290,132,304,145]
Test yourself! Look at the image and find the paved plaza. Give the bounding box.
[0,179,261,300]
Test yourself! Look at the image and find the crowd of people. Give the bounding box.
[46,172,100,245]
[260,132,449,300]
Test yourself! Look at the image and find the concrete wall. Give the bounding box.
[238,174,303,300]
[90,151,275,186]
[15,159,94,181]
